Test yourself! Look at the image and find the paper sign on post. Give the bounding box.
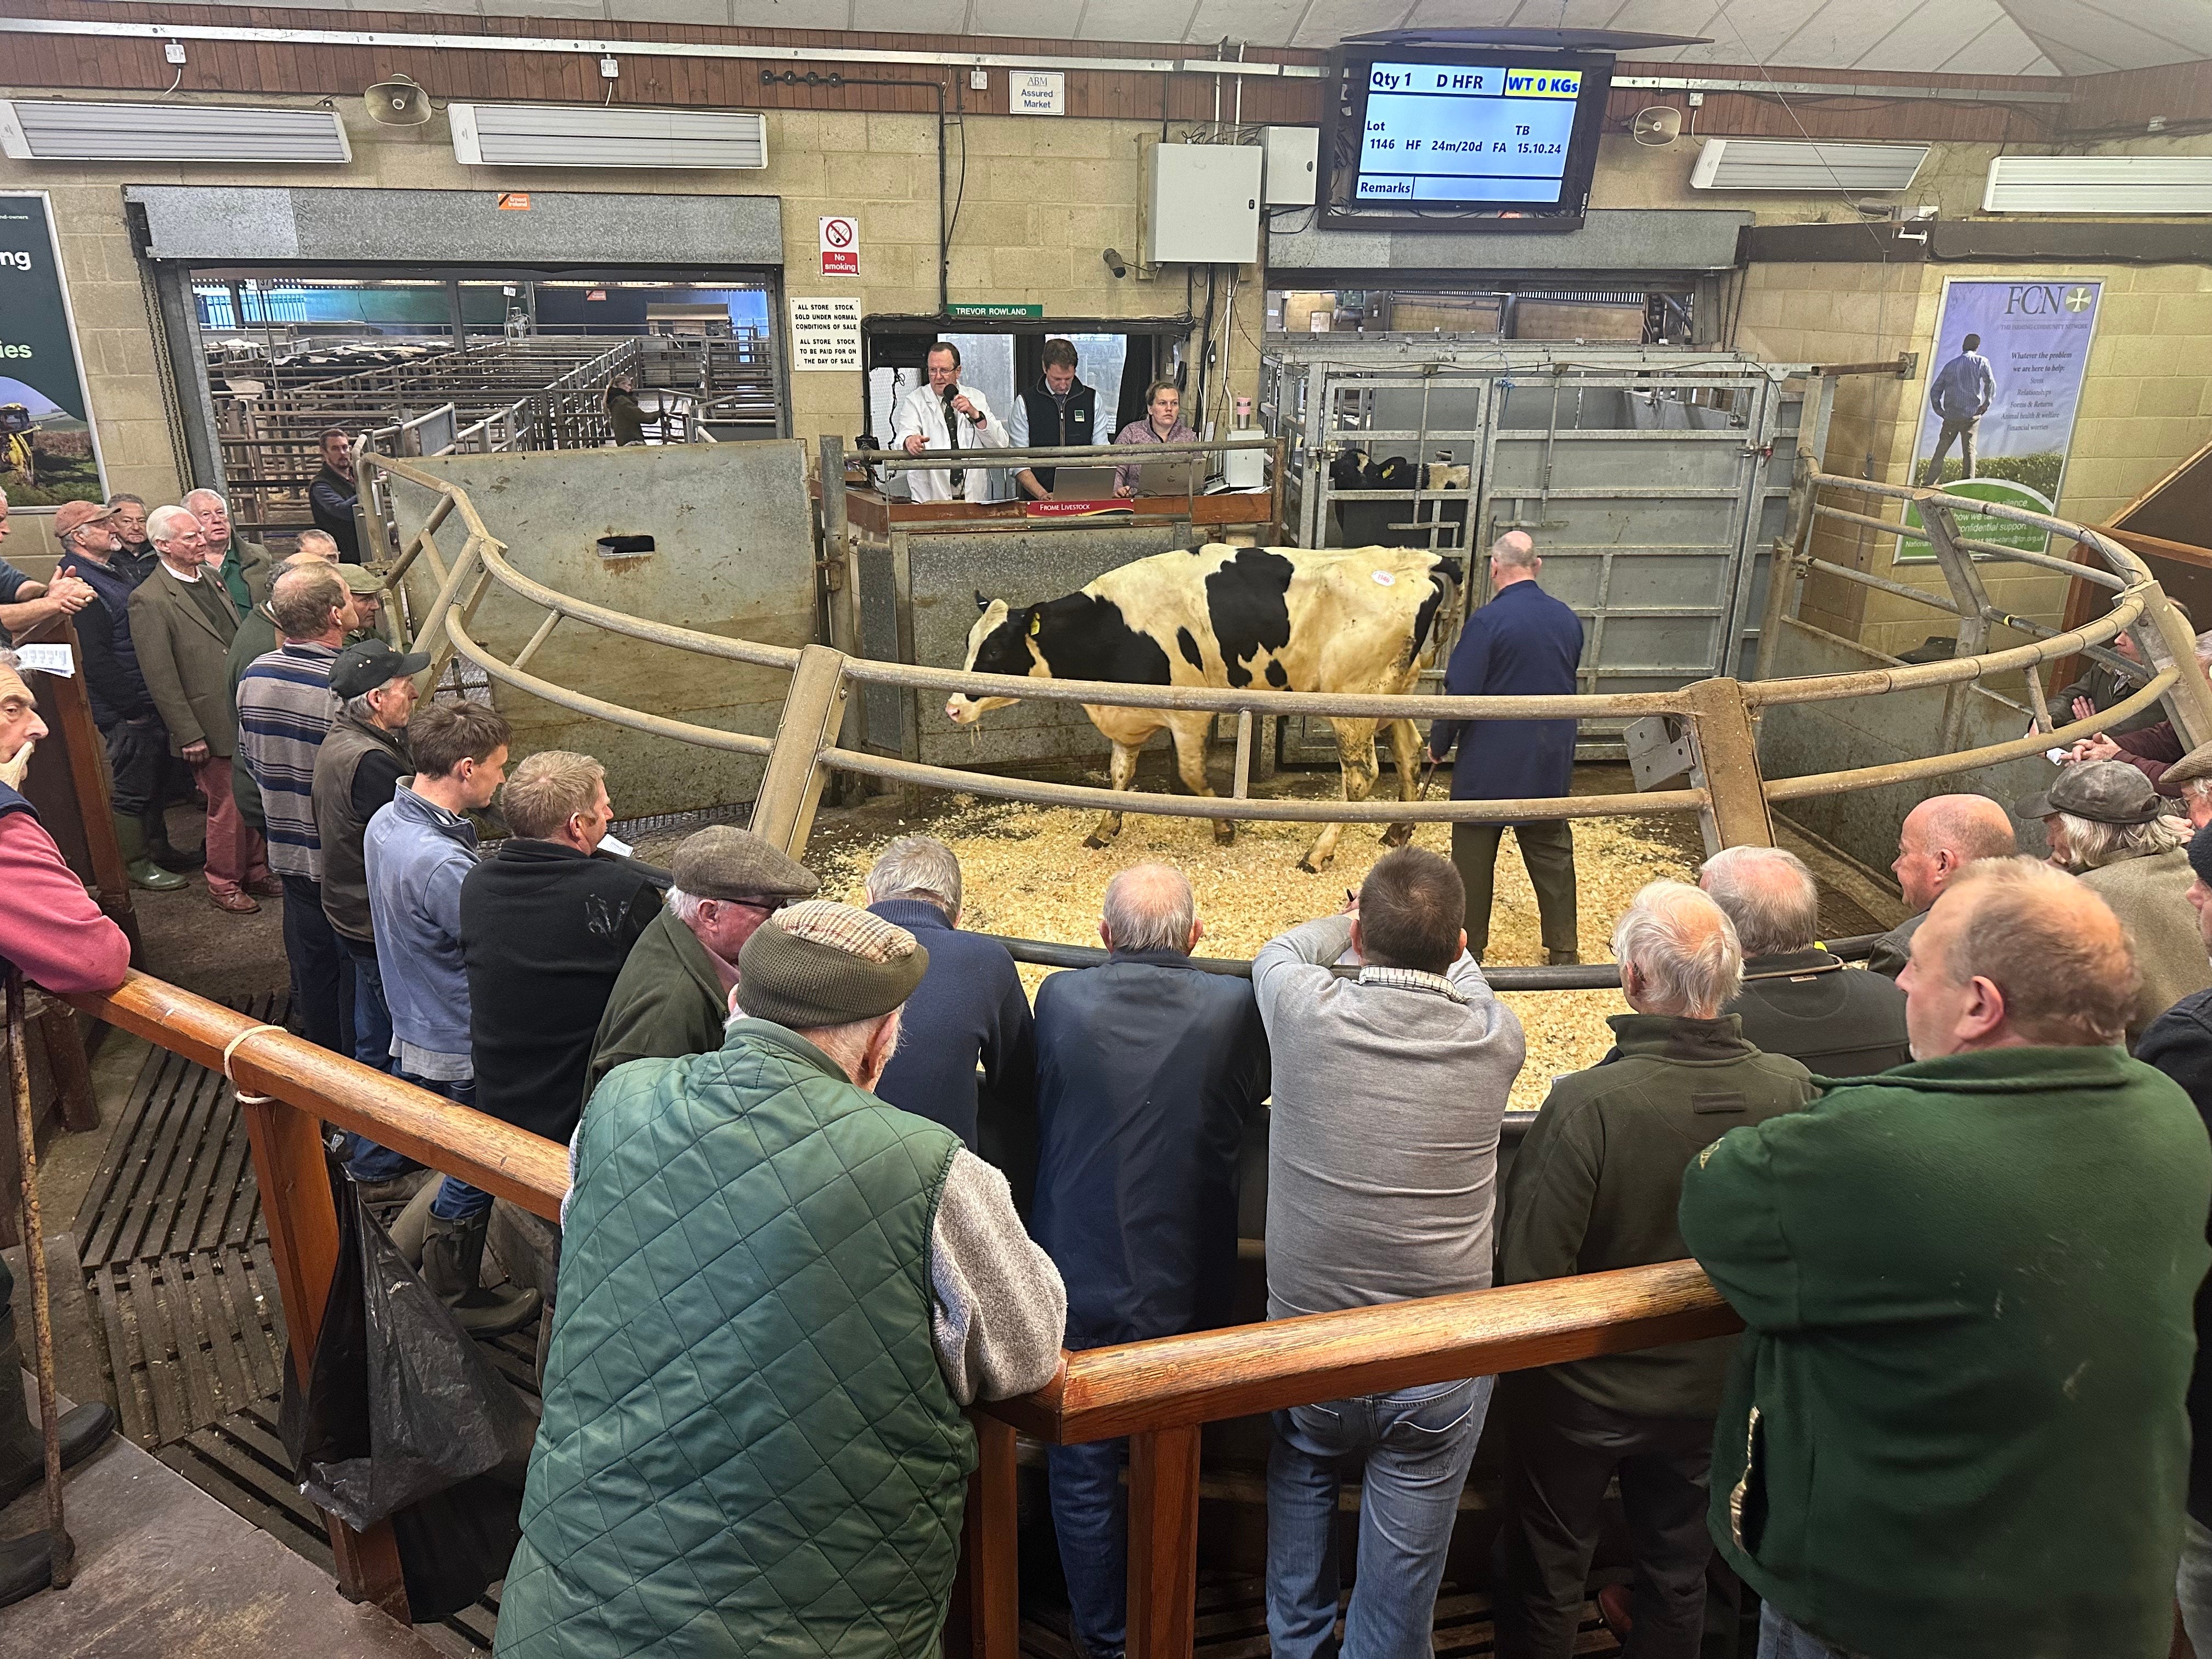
[1012,71,1065,115]
[788,297,862,371]
[819,215,860,276]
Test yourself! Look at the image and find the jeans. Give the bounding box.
[336,934,412,1183]
[1756,1603,1865,1659]
[1490,1371,1716,1659]
[399,1072,494,1223]
[1048,1438,1128,1658]
[2179,1513,2212,1654]
[1921,415,1979,485]
[1267,1374,1493,1659]
[279,875,346,1054]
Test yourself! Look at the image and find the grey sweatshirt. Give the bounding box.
[1252,915,1527,1321]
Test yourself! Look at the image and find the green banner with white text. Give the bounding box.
[0,192,106,508]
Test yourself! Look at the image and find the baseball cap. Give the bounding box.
[51,500,117,539]
[330,637,431,699]
[2016,759,2165,826]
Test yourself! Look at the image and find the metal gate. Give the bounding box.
[1262,341,1832,756]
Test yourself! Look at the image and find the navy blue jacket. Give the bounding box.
[867,898,1038,1184]
[2134,985,2212,1525]
[1427,577,1584,805]
[68,549,159,729]
[1032,950,1269,1350]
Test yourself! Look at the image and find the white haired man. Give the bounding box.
[1492,881,1813,1659]
[1700,845,1910,1076]
[1034,862,1269,1659]
[497,901,1066,1658]
[1685,860,2207,1658]
[1866,793,2017,978]
[128,502,275,912]
[181,487,272,620]
[865,835,1037,1184]
[1427,532,1587,965]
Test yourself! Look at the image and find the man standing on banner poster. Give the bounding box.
[1920,331,1996,486]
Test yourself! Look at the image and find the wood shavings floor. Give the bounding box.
[808,783,1701,1111]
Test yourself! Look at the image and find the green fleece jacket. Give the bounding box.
[1497,1013,1813,1418]
[1681,1045,2211,1659]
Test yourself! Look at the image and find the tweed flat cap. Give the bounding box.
[736,900,927,1029]
[2017,759,2164,826]
[670,826,820,904]
[332,563,385,595]
[2164,741,2212,794]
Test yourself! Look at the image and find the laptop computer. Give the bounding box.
[1049,466,1119,500]
[1137,459,1203,498]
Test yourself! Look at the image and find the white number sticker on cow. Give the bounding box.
[1373,570,1396,586]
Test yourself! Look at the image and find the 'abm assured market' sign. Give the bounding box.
[0,192,105,509]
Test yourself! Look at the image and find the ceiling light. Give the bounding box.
[448,103,766,168]
[1984,154,2212,214]
[1689,138,1928,193]
[0,98,351,162]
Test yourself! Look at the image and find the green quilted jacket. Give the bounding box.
[494,1019,975,1658]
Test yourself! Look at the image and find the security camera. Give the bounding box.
[1102,248,1128,279]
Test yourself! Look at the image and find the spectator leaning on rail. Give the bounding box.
[494,901,1066,1659]
[1252,847,1526,1659]
[0,486,98,648]
[128,501,276,913]
[0,648,124,1609]
[2065,629,2212,792]
[1865,792,2017,979]
[363,698,540,1339]
[1698,845,1911,1077]
[1683,857,2209,1659]
[864,835,1038,1188]
[461,749,659,1153]
[1491,882,1813,1659]
[235,563,354,1055]
[1427,531,1587,966]
[181,487,272,620]
[2135,826,2212,1654]
[1034,862,1269,1659]
[49,497,200,890]
[587,825,819,1098]
[2020,759,2212,1047]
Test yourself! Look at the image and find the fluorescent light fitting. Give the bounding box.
[1984,155,2212,214]
[0,97,351,162]
[448,103,766,168]
[1689,138,1928,193]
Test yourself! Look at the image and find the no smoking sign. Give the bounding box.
[819,215,860,276]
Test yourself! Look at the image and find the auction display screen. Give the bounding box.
[1354,59,1594,207]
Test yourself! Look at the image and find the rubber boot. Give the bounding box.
[386,1178,439,1269]
[143,809,205,871]
[0,1531,50,1609]
[0,1310,117,1511]
[421,1212,542,1339]
[112,812,185,892]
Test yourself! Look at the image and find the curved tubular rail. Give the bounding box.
[69,970,569,1217]
[997,1260,1739,1443]
[823,745,1706,825]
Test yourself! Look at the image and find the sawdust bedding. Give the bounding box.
[808,783,1700,1111]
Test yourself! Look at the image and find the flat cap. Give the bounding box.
[332,563,385,595]
[670,825,819,904]
[2163,740,2212,793]
[2016,759,2165,826]
[736,900,927,1031]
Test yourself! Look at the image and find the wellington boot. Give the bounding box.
[421,1211,542,1339]
[385,1178,439,1269]
[144,810,205,871]
[0,1312,117,1510]
[0,1531,50,1609]
[113,814,185,891]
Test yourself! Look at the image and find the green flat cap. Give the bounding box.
[736,900,927,1029]
[670,825,820,904]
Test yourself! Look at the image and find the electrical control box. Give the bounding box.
[1261,126,1319,206]
[1144,143,1262,265]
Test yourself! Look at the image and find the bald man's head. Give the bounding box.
[1893,793,2018,913]
[1101,862,1201,955]
[1903,856,2136,1054]
[1491,531,1538,573]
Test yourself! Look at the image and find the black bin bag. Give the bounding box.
[280,1176,542,1622]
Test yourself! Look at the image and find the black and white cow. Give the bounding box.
[946,543,1459,871]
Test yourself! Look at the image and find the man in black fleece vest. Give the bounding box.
[460,750,658,1146]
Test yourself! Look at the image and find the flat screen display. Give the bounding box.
[1336,50,1612,214]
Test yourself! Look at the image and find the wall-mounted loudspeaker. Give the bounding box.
[1631,106,1683,147]
[364,75,433,127]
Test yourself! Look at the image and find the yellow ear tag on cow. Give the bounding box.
[1028,613,1042,636]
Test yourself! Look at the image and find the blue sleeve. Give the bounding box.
[1428,614,1492,760]
[0,561,31,605]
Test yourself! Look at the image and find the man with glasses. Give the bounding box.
[587,825,819,1096]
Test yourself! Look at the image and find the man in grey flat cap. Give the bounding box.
[586,824,820,1095]
[503,900,1067,1659]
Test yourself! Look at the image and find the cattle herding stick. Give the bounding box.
[5,966,72,1589]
